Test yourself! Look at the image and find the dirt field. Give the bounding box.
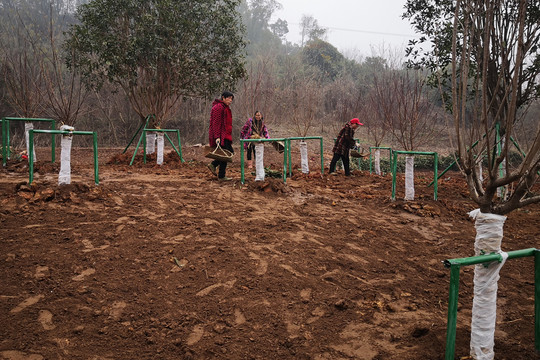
[1,146,539,360]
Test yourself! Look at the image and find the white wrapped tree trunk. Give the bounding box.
[24,122,36,162]
[146,132,156,154]
[404,155,415,200]
[299,141,309,174]
[254,143,265,181]
[374,149,381,175]
[156,133,164,165]
[468,209,507,360]
[58,125,75,185]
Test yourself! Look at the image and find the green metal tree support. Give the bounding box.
[286,136,324,176]
[443,248,540,359]
[123,115,184,165]
[240,138,288,184]
[2,117,56,166]
[391,150,438,200]
[28,129,99,184]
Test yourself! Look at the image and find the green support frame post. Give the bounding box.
[429,130,535,188]
[2,117,56,166]
[368,146,392,175]
[391,150,438,201]
[443,248,540,360]
[123,115,153,154]
[285,136,324,176]
[240,138,288,184]
[28,129,99,185]
[129,128,185,165]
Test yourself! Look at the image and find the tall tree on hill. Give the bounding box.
[302,39,345,81]
[405,0,540,358]
[65,0,247,128]
[299,15,327,47]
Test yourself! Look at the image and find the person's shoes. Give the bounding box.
[207,163,217,176]
[329,172,338,176]
[218,176,232,181]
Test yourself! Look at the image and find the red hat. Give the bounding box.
[350,118,364,125]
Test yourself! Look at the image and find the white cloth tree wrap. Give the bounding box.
[255,143,265,181]
[58,125,75,185]
[24,122,36,162]
[156,133,164,165]
[404,155,415,200]
[146,132,156,154]
[468,209,508,360]
[299,141,309,174]
[374,149,381,175]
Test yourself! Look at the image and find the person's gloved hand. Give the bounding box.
[215,138,220,146]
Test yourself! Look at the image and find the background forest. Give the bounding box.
[0,0,538,154]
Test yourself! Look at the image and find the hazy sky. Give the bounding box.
[273,0,420,57]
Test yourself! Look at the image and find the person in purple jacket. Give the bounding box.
[240,111,270,169]
[329,118,363,176]
[207,91,234,181]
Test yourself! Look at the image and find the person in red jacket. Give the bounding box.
[329,118,363,176]
[208,91,235,181]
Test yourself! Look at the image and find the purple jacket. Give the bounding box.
[240,118,269,149]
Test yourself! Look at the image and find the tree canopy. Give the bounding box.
[404,0,540,116]
[65,0,247,124]
[405,0,540,214]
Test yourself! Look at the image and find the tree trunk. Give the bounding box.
[468,209,508,360]
[58,125,75,185]
[254,143,265,181]
[374,149,381,175]
[24,123,36,163]
[300,141,309,174]
[146,132,156,154]
[404,155,415,200]
[156,133,164,165]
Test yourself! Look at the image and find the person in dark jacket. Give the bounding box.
[329,118,363,176]
[208,91,234,181]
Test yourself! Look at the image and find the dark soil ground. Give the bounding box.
[1,146,539,360]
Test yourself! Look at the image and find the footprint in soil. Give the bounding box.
[10,295,44,314]
[38,310,55,330]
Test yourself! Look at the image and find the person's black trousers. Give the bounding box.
[211,139,234,178]
[329,152,351,176]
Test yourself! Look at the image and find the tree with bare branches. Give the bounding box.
[373,68,439,199]
[405,0,540,358]
[0,2,45,118]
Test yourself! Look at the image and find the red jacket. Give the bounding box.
[208,99,233,146]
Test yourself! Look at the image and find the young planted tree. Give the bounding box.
[273,56,324,138]
[1,0,88,169]
[65,0,247,129]
[40,3,89,127]
[363,55,395,175]
[405,0,540,358]
[364,89,390,175]
[0,10,44,119]
[373,68,439,199]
